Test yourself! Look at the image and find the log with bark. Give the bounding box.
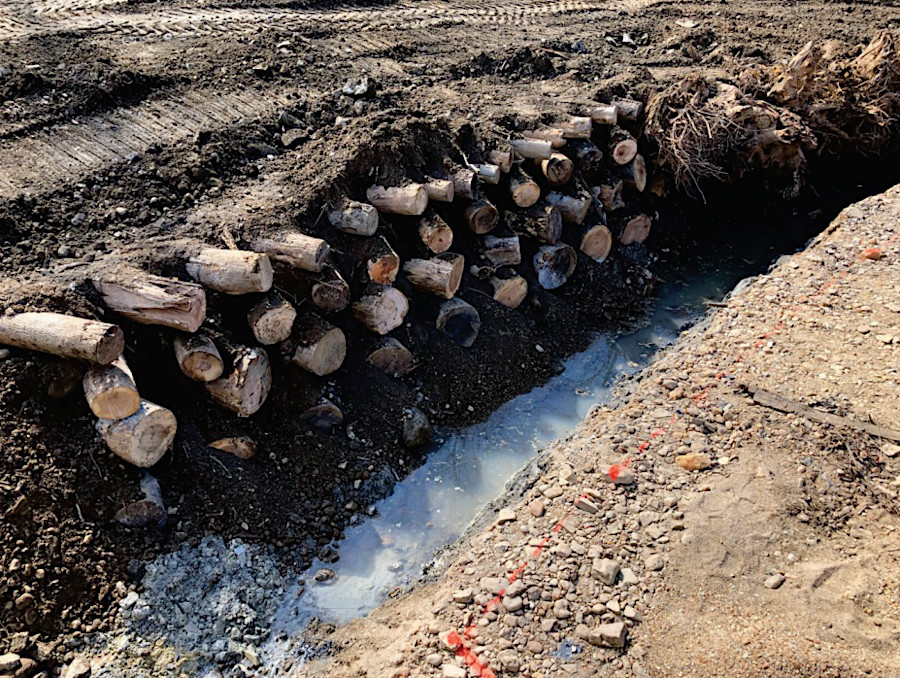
[587,104,618,126]
[355,235,401,284]
[566,139,604,175]
[328,201,379,236]
[452,168,477,200]
[473,163,501,185]
[578,223,613,263]
[506,203,562,244]
[286,313,346,376]
[93,270,206,333]
[509,164,541,208]
[206,344,272,417]
[366,184,429,215]
[533,243,577,289]
[559,116,592,139]
[539,152,575,187]
[96,399,177,467]
[352,285,410,335]
[248,290,297,345]
[366,337,417,377]
[545,192,591,225]
[250,232,330,272]
[464,196,499,234]
[608,126,639,165]
[488,149,512,173]
[510,138,553,160]
[418,212,454,254]
[83,356,140,420]
[404,253,464,299]
[612,98,643,121]
[592,179,625,212]
[520,128,565,149]
[0,312,124,364]
[619,214,652,245]
[436,298,481,348]
[296,265,350,313]
[425,178,455,203]
[480,235,522,267]
[490,272,528,309]
[173,333,224,382]
[186,248,274,295]
[619,154,647,192]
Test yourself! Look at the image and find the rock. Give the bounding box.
[588,622,627,648]
[314,568,336,583]
[675,453,712,471]
[506,579,526,597]
[559,466,575,484]
[62,657,91,678]
[529,499,545,517]
[14,593,33,610]
[574,496,599,514]
[502,595,523,612]
[620,568,639,585]
[13,657,35,678]
[452,589,473,604]
[342,76,376,98]
[526,640,544,654]
[883,443,900,458]
[591,558,620,585]
[606,466,635,485]
[542,485,563,499]
[497,508,517,524]
[281,128,308,149]
[553,599,571,619]
[764,573,786,589]
[442,665,466,678]
[439,631,460,650]
[497,650,520,673]
[0,654,21,673]
[119,591,140,609]
[402,408,433,449]
[645,554,665,571]
[425,654,442,667]
[624,605,643,621]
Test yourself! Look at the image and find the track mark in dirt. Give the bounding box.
[0,87,293,198]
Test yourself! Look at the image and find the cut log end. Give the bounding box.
[541,152,575,187]
[83,357,140,421]
[425,178,455,203]
[464,198,499,234]
[546,192,591,225]
[367,337,416,377]
[206,346,272,417]
[624,154,648,193]
[174,334,224,382]
[509,166,541,208]
[419,213,454,254]
[436,298,481,348]
[488,150,513,173]
[491,275,528,309]
[609,127,638,166]
[534,243,578,290]
[352,286,410,335]
[96,400,177,468]
[404,253,464,299]
[248,292,297,345]
[620,214,652,245]
[580,224,613,263]
[289,315,347,376]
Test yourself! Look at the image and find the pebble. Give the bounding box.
[452,589,473,604]
[574,496,599,514]
[675,453,712,471]
[588,621,627,648]
[608,467,636,485]
[497,508,517,523]
[402,408,432,449]
[502,595,523,612]
[529,500,545,517]
[591,558,620,585]
[314,568,336,583]
[645,554,665,571]
[553,599,571,619]
[620,568,639,585]
[764,573,786,589]
[425,654,442,667]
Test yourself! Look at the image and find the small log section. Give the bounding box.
[464,197,499,234]
[579,224,613,263]
[587,104,618,126]
[352,286,409,335]
[251,232,329,272]
[491,274,528,309]
[473,163,501,185]
[452,169,476,200]
[96,399,177,468]
[425,178,455,203]
[248,291,297,345]
[593,179,625,212]
[546,192,591,225]
[509,165,541,208]
[288,314,346,376]
[621,154,647,192]
[83,357,140,420]
[173,334,223,382]
[567,139,604,174]
[534,243,577,289]
[612,98,643,121]
[0,312,124,365]
[521,129,565,149]
[302,265,350,313]
[620,214,652,245]
[366,184,429,216]
[186,249,274,295]
[507,204,562,244]
[540,152,575,187]
[510,138,553,159]
[488,150,512,173]
[404,253,464,299]
[419,212,454,254]
[481,236,521,267]
[357,235,401,284]
[328,201,379,236]
[609,126,638,165]
[436,298,481,348]
[93,271,206,333]
[559,116,592,139]
[367,337,416,377]
[206,345,272,417]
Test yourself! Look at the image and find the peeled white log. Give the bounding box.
[452,169,477,200]
[419,212,454,254]
[534,243,577,289]
[248,291,297,345]
[559,116,592,139]
[366,184,428,216]
[464,197,499,234]
[173,334,223,382]
[587,104,618,126]
[566,139,604,174]
[328,201,379,236]
[608,126,638,165]
[481,235,521,267]
[206,345,271,417]
[540,152,575,187]
[546,192,591,225]
[93,271,206,333]
[403,253,464,299]
[0,312,124,365]
[621,154,648,192]
[592,180,625,212]
[620,214,652,245]
[488,150,512,173]
[436,298,481,348]
[367,337,416,377]
[356,235,400,284]
[509,165,541,208]
[579,224,613,262]
[612,98,643,121]
[250,232,330,272]
[425,178,455,203]
[510,138,553,160]
[520,129,565,149]
[507,204,562,244]
[96,399,177,468]
[83,357,140,420]
[352,286,409,335]
[473,163,501,185]
[288,314,346,376]
[186,249,273,295]
[490,275,528,309]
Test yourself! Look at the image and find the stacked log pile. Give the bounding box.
[0,98,656,476]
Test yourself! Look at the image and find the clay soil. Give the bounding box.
[1,0,900,670]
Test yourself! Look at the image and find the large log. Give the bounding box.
[403,253,464,299]
[490,273,528,309]
[545,192,591,225]
[620,214,652,245]
[436,298,481,348]
[250,232,330,272]
[509,164,541,208]
[608,126,638,165]
[298,265,350,313]
[96,399,177,467]
[425,178,455,203]
[587,104,618,126]
[93,271,206,333]
[0,312,124,365]
[507,203,562,244]
[206,345,272,417]
[464,196,499,234]
[367,337,416,377]
[366,184,429,215]
[566,139,604,175]
[328,201,379,236]
[592,179,625,212]
[352,285,409,335]
[488,150,512,173]
[355,235,400,284]
[559,116,592,139]
[83,357,140,420]
[534,243,577,289]
[248,291,297,345]
[173,333,223,382]
[540,152,575,187]
[419,212,454,254]
[510,138,553,160]
[579,223,613,263]
[186,248,274,295]
[480,235,521,267]
[620,154,647,192]
[287,314,346,376]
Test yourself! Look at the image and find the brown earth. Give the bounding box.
[1,0,900,671]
